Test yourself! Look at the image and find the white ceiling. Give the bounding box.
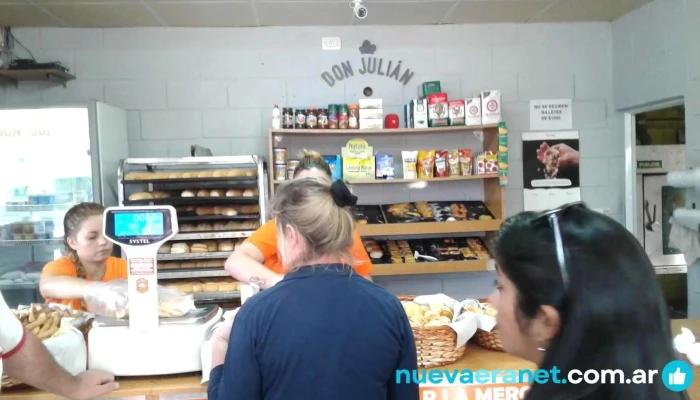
[0,0,652,28]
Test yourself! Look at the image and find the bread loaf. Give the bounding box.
[218,241,234,252]
[152,191,170,199]
[225,189,242,197]
[239,205,260,214]
[183,172,198,179]
[171,243,189,254]
[227,169,245,177]
[168,172,183,179]
[205,241,218,252]
[210,189,224,197]
[198,171,215,178]
[158,244,171,254]
[221,207,237,216]
[242,189,256,197]
[124,172,142,180]
[204,283,219,292]
[181,261,197,269]
[153,172,170,179]
[197,190,210,197]
[197,223,213,231]
[181,190,196,198]
[244,170,257,177]
[213,170,228,177]
[190,244,208,253]
[181,224,196,232]
[129,192,153,201]
[196,207,215,216]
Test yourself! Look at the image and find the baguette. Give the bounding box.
[129,192,153,201]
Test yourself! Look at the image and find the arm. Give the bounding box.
[208,315,262,400]
[0,292,118,400]
[225,242,282,290]
[350,229,373,281]
[387,306,419,400]
[39,275,93,300]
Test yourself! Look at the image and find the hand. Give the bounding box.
[536,142,580,168]
[66,370,119,400]
[211,308,239,367]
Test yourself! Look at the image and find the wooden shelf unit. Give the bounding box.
[0,69,75,88]
[371,260,494,276]
[267,124,506,242]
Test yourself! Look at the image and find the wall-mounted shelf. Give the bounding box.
[273,174,500,186]
[0,69,75,88]
[357,218,503,237]
[372,260,495,276]
[269,124,498,137]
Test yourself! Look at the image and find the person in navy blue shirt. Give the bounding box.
[208,177,419,400]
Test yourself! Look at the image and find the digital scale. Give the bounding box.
[88,206,222,376]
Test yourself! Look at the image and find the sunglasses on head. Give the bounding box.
[532,201,587,290]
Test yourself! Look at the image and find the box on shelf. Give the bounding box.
[341,139,375,180]
[376,154,394,179]
[359,109,383,120]
[323,155,342,181]
[448,100,465,126]
[360,119,383,130]
[406,99,428,129]
[419,81,441,98]
[427,93,449,127]
[359,98,383,109]
[481,91,501,124]
[466,97,482,126]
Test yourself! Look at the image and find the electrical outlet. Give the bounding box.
[322,37,341,51]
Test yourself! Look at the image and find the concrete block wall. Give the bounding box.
[0,23,621,299]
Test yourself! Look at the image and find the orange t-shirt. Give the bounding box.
[245,220,373,276]
[41,256,128,311]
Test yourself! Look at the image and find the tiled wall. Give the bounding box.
[0,23,621,299]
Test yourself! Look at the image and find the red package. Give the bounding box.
[435,150,449,177]
[458,149,473,176]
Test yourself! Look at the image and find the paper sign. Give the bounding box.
[530,99,572,131]
[420,383,531,400]
[129,257,155,275]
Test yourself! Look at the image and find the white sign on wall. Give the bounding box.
[529,99,572,131]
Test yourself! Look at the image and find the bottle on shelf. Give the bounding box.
[272,105,281,129]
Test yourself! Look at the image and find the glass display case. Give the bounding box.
[0,104,129,307]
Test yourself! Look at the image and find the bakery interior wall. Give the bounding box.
[0,23,620,299]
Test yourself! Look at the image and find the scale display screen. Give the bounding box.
[114,212,164,237]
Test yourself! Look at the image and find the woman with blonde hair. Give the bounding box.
[226,150,372,289]
[209,177,418,400]
[40,202,126,310]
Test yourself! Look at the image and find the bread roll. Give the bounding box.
[225,189,242,197]
[181,261,197,269]
[204,283,219,292]
[198,171,214,178]
[197,190,210,197]
[153,172,170,179]
[152,191,170,199]
[192,283,203,293]
[190,244,208,253]
[221,207,238,216]
[197,223,213,231]
[183,172,198,178]
[171,243,189,254]
[196,207,215,216]
[239,205,260,214]
[219,282,238,292]
[242,189,256,197]
[129,192,153,201]
[218,241,234,252]
[210,189,224,197]
[181,224,196,232]
[168,172,183,179]
[158,244,171,254]
[124,172,141,180]
[227,169,245,177]
[369,250,383,259]
[244,170,257,177]
[181,190,196,198]
[213,170,228,177]
[205,241,218,252]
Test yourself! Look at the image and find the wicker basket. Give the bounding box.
[398,295,466,368]
[471,328,504,352]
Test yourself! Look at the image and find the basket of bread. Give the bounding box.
[398,294,480,368]
[3,304,92,390]
[463,299,501,352]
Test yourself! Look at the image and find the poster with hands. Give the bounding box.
[522,131,581,212]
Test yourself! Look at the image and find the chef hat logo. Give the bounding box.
[359,40,377,55]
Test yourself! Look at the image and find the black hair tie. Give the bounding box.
[330,180,358,207]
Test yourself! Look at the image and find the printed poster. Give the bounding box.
[522,131,581,212]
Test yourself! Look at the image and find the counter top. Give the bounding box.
[3,319,698,399]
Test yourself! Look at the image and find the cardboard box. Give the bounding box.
[359,109,383,120]
[359,98,383,109]
[419,81,441,98]
[448,100,465,126]
[360,118,383,130]
[466,97,482,126]
[408,99,428,128]
[481,90,501,124]
[427,93,449,127]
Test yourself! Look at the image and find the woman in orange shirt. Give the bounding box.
[225,151,372,289]
[40,202,127,310]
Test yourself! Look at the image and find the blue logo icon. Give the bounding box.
[662,360,693,392]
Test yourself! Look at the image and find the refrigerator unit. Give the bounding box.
[635,144,687,318]
[0,102,128,308]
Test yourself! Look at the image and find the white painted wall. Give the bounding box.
[0,23,620,299]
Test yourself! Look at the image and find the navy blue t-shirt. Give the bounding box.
[208,264,419,400]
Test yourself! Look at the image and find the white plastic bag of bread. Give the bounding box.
[401,293,480,348]
[158,288,196,318]
[124,169,258,181]
[162,278,240,294]
[461,299,497,332]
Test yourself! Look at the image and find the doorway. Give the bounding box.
[625,100,687,318]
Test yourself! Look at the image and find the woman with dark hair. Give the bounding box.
[489,202,687,399]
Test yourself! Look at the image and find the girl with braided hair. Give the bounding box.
[40,202,127,310]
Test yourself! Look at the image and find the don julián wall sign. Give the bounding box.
[321,40,415,87]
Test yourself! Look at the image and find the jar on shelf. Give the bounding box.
[282,108,294,129]
[318,109,329,129]
[328,104,339,129]
[348,105,359,129]
[338,104,349,129]
[294,108,307,129]
[306,108,318,129]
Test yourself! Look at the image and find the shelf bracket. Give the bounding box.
[45,73,67,88]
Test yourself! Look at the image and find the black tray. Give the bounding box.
[382,203,435,224]
[122,176,257,185]
[177,214,260,222]
[124,196,259,206]
[430,201,495,222]
[352,205,386,225]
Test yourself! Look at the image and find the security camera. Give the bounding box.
[350,0,368,19]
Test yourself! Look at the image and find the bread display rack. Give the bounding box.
[268,125,505,277]
[117,156,268,303]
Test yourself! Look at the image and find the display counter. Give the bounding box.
[5,320,700,399]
